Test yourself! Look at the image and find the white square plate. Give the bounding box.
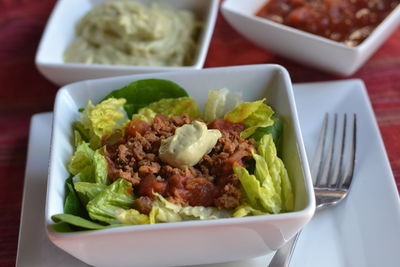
[17,79,400,266]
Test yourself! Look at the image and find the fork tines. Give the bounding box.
[312,113,357,191]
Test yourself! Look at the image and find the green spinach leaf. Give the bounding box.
[52,214,122,230]
[64,177,87,218]
[102,79,189,117]
[250,116,282,145]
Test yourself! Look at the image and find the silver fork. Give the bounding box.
[268,113,357,267]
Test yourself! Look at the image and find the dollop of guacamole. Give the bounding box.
[64,1,200,66]
[159,121,222,169]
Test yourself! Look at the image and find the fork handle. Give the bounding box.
[268,231,301,267]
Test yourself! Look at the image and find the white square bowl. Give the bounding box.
[46,64,315,267]
[221,0,400,76]
[35,0,219,86]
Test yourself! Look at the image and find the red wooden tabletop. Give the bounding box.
[0,1,399,266]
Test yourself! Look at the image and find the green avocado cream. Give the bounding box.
[63,1,200,66]
[159,121,222,169]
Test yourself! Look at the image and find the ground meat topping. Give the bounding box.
[134,196,153,215]
[103,115,255,209]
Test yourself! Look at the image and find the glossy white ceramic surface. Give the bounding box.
[18,79,400,266]
[45,65,314,267]
[35,0,219,86]
[221,0,400,76]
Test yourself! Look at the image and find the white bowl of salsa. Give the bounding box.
[46,64,315,267]
[35,0,219,86]
[221,0,400,76]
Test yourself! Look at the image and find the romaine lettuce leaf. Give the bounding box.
[149,194,181,223]
[146,97,202,119]
[131,107,157,123]
[233,204,269,217]
[233,165,280,214]
[180,206,232,220]
[68,142,95,178]
[149,208,181,224]
[74,182,107,206]
[68,142,109,185]
[115,208,149,225]
[94,149,108,185]
[80,98,127,148]
[86,179,134,224]
[148,194,231,224]
[234,133,294,214]
[224,99,265,123]
[258,134,294,212]
[204,88,242,122]
[252,151,282,210]
[241,104,275,139]
[73,129,84,149]
[71,167,94,185]
[279,160,294,212]
[224,99,275,138]
[132,97,202,122]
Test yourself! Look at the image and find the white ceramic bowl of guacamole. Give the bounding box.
[46,64,315,267]
[35,0,219,86]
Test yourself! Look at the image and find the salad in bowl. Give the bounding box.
[45,65,314,267]
[52,78,294,230]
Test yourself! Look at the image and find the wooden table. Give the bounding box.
[1,1,399,266]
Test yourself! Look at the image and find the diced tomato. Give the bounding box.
[208,119,245,134]
[185,178,216,207]
[125,119,150,137]
[138,174,166,198]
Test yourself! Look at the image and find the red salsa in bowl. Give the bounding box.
[256,0,399,46]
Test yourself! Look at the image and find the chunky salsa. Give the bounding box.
[256,0,399,46]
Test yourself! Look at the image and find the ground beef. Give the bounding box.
[134,196,153,215]
[103,115,255,210]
